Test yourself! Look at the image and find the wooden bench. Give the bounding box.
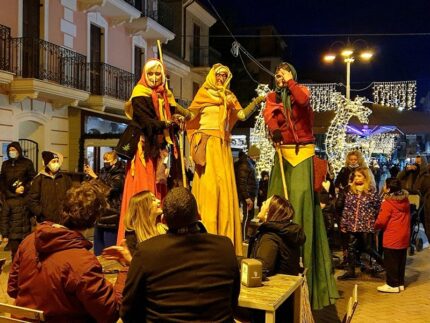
[343,284,358,323]
[0,303,44,323]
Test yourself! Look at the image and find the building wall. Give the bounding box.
[48,0,64,45]
[108,25,132,71]
[0,0,18,36]
[0,95,70,170]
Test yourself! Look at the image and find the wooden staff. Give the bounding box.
[157,39,187,188]
[179,131,187,188]
[276,146,288,199]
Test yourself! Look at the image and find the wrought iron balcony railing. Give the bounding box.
[190,46,221,67]
[0,24,11,71]
[88,62,135,101]
[9,37,87,90]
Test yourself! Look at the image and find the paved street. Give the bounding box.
[1,241,430,322]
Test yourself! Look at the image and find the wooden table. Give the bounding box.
[239,274,303,323]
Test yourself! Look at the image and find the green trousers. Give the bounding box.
[268,155,339,310]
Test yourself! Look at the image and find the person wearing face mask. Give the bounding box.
[0,141,36,195]
[262,62,338,309]
[84,151,125,255]
[115,59,190,244]
[185,63,265,256]
[337,166,383,280]
[0,178,31,260]
[28,151,72,223]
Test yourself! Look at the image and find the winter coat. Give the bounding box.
[95,160,125,229]
[249,221,306,276]
[0,191,31,240]
[263,82,314,145]
[397,157,430,194]
[0,142,35,193]
[257,178,269,208]
[7,222,120,323]
[338,188,381,233]
[121,228,240,322]
[375,190,410,249]
[27,171,72,223]
[234,154,257,201]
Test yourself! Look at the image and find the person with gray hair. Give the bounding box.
[121,187,240,323]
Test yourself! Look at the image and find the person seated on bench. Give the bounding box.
[7,182,121,323]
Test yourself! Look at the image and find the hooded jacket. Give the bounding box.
[0,142,36,193]
[7,222,120,323]
[27,170,72,223]
[234,153,257,201]
[249,221,306,276]
[375,190,411,249]
[0,189,31,240]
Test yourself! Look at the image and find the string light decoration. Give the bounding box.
[303,83,338,112]
[345,133,398,165]
[373,81,417,110]
[249,84,274,178]
[325,92,372,175]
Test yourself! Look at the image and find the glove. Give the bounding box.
[170,122,180,134]
[272,129,283,144]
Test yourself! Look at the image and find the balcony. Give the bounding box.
[124,1,174,43]
[84,62,135,112]
[0,24,14,85]
[190,46,221,75]
[77,0,141,26]
[8,37,89,107]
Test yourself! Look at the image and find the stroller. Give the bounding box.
[408,192,425,255]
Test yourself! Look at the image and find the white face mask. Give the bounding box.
[48,162,60,173]
[9,151,18,159]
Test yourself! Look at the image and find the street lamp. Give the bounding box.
[323,40,374,100]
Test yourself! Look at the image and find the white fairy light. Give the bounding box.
[325,93,372,176]
[372,81,417,110]
[303,83,338,112]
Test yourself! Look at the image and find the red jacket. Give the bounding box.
[375,191,411,249]
[8,222,120,323]
[263,80,314,145]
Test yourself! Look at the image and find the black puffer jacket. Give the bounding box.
[27,171,72,223]
[234,153,257,201]
[249,221,306,276]
[96,160,125,229]
[0,142,36,193]
[0,191,31,240]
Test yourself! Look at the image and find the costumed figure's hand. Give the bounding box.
[280,69,293,83]
[271,129,283,145]
[102,239,132,266]
[172,114,185,131]
[169,121,181,134]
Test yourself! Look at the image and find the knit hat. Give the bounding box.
[248,145,261,158]
[8,177,23,192]
[42,151,59,166]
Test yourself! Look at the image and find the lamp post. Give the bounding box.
[323,40,373,100]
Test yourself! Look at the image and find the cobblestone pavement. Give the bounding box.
[1,242,429,322]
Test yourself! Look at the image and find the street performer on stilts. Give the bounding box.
[115,57,190,244]
[185,63,264,255]
[263,62,339,309]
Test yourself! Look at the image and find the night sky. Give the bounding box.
[203,0,430,109]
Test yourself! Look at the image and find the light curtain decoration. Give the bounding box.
[303,83,338,112]
[325,93,372,175]
[372,81,417,110]
[345,133,398,165]
[250,84,274,178]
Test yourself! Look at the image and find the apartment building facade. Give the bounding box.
[0,0,216,172]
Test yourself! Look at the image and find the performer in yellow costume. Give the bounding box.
[186,64,264,255]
